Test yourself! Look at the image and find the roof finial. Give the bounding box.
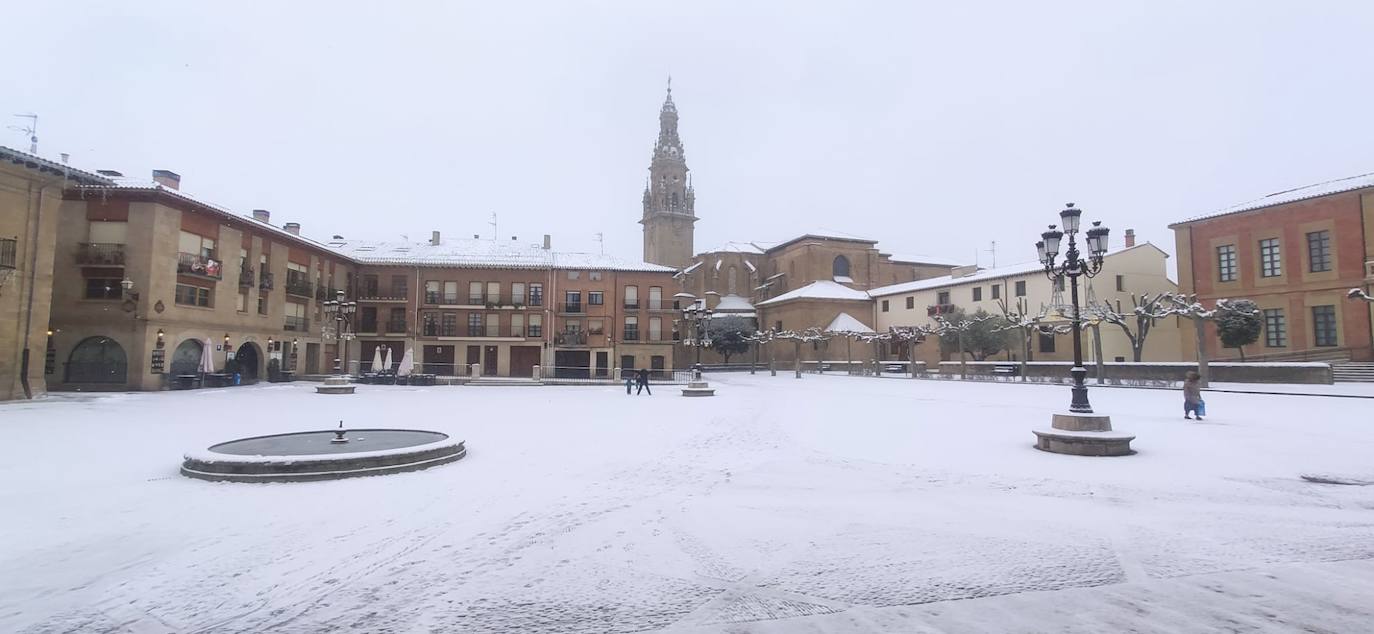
[667,75,672,95]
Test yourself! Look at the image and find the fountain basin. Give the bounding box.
[181,429,466,483]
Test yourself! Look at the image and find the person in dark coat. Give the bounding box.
[1183,371,1204,420]
[635,368,651,395]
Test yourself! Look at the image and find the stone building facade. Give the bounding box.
[48,172,354,392]
[0,147,112,400]
[872,241,1180,368]
[1170,173,1374,362]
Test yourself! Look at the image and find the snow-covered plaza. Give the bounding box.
[3,375,1374,633]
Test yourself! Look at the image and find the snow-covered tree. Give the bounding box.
[995,298,1070,379]
[1215,298,1263,361]
[1087,292,1179,362]
[930,310,997,378]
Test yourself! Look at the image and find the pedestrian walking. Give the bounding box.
[625,373,633,395]
[636,368,652,395]
[1183,370,1204,420]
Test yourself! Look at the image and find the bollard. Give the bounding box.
[769,360,776,377]
[470,363,481,378]
[532,364,541,380]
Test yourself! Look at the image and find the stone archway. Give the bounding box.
[66,336,128,384]
[170,339,205,375]
[234,342,262,381]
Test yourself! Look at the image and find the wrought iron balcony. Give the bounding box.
[177,252,222,279]
[558,302,584,314]
[555,331,587,346]
[77,243,125,266]
[622,329,640,342]
[285,274,313,298]
[421,323,459,337]
[385,319,408,334]
[284,316,310,332]
[624,301,640,310]
[259,271,274,291]
[238,265,255,288]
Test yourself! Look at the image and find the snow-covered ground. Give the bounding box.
[3,375,1374,633]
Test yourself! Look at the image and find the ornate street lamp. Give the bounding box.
[322,288,358,375]
[1039,203,1109,413]
[676,293,714,365]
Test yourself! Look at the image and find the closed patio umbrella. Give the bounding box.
[370,346,384,373]
[382,346,394,373]
[397,347,415,376]
[200,338,215,373]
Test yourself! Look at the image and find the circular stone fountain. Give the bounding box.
[181,428,466,483]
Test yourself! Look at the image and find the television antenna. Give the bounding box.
[10,113,37,154]
[489,212,498,240]
[594,232,604,255]
[985,241,997,268]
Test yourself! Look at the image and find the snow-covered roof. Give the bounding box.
[330,238,552,269]
[327,239,674,272]
[553,252,676,273]
[868,243,1163,297]
[713,294,755,312]
[826,312,874,333]
[1172,171,1374,226]
[766,228,877,252]
[757,280,871,306]
[0,146,113,185]
[886,253,963,267]
[701,241,768,255]
[76,177,341,254]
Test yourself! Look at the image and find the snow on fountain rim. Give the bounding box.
[184,429,464,465]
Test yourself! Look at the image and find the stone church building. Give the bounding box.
[637,84,958,365]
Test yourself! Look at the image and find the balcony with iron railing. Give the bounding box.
[76,243,125,266]
[622,328,640,342]
[285,272,314,298]
[0,237,15,270]
[624,300,640,310]
[358,319,378,333]
[927,303,956,316]
[284,316,310,332]
[315,285,337,301]
[558,302,584,314]
[356,288,409,301]
[238,265,255,288]
[555,331,587,346]
[421,323,459,337]
[385,319,408,334]
[259,271,274,291]
[424,291,463,305]
[177,252,222,279]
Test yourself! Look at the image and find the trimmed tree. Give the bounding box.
[1216,299,1263,361]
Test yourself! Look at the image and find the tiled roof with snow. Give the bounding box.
[1172,171,1374,226]
[552,252,676,273]
[826,312,875,333]
[329,238,553,269]
[886,253,963,267]
[0,146,114,185]
[757,280,871,306]
[868,243,1162,297]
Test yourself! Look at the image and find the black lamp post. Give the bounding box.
[677,294,713,365]
[322,289,357,375]
[1037,203,1110,413]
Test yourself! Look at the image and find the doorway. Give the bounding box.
[510,346,540,378]
[306,343,320,374]
[595,351,609,377]
[426,345,455,375]
[234,343,261,381]
[65,336,128,384]
[483,345,498,376]
[466,345,481,376]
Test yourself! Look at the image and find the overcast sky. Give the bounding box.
[6,1,1372,275]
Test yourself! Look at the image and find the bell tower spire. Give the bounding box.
[640,78,696,269]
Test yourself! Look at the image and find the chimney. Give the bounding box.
[152,169,181,190]
[60,153,69,164]
[473,234,480,239]
[252,209,271,223]
[97,169,123,177]
[332,234,344,240]
[430,231,441,246]
[542,234,551,250]
[510,235,517,241]
[1124,228,1136,248]
[284,222,301,235]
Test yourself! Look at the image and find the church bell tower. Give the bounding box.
[640,79,697,269]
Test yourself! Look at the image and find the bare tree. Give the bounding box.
[1087,293,1178,362]
[995,298,1069,381]
[1166,294,1251,388]
[931,311,996,378]
[752,327,831,378]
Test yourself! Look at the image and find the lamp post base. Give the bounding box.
[1033,413,1134,456]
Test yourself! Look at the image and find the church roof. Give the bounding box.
[756,280,871,306]
[713,294,755,312]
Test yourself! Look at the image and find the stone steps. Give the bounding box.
[1333,363,1374,383]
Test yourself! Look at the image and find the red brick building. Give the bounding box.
[1170,173,1374,362]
